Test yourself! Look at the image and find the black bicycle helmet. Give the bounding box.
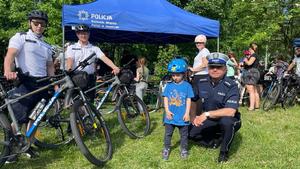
[28,10,48,23]
[75,24,90,32]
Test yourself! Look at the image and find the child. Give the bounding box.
[162,58,194,160]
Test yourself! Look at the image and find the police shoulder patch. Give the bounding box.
[18,32,27,35]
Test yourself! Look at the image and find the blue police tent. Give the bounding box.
[62,0,220,44]
[294,38,300,47]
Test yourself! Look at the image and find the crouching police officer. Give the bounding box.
[189,52,241,163]
[4,10,55,161]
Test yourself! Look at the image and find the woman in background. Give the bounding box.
[226,51,238,79]
[135,57,149,103]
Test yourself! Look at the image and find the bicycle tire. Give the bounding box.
[117,93,150,139]
[155,85,163,111]
[70,100,112,166]
[33,99,73,149]
[262,83,281,111]
[154,93,162,111]
[283,87,297,108]
[0,113,11,167]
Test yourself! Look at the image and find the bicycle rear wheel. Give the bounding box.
[283,87,297,108]
[117,93,150,138]
[262,84,281,111]
[34,99,73,149]
[0,113,11,167]
[70,100,112,166]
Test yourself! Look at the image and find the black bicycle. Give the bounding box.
[263,74,299,111]
[0,53,112,167]
[89,61,151,139]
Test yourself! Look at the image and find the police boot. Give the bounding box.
[218,151,229,163]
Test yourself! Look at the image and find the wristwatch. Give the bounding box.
[204,112,210,118]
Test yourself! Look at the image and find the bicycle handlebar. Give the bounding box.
[73,52,96,72]
[36,52,97,83]
[35,73,65,83]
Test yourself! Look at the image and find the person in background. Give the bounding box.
[286,47,300,100]
[189,34,210,119]
[134,57,149,102]
[274,54,288,78]
[162,58,194,160]
[242,43,260,111]
[189,34,210,83]
[54,42,70,73]
[286,47,300,78]
[226,51,238,79]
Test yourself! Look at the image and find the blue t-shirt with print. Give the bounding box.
[162,81,194,126]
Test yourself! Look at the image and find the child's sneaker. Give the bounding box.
[162,148,170,160]
[180,149,188,159]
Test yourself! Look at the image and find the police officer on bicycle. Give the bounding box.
[4,10,55,160]
[189,52,241,163]
[65,24,120,100]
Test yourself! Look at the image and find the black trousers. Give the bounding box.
[85,74,96,101]
[8,78,50,124]
[189,116,241,152]
[191,74,207,114]
[164,124,189,150]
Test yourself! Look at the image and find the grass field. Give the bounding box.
[5,105,300,169]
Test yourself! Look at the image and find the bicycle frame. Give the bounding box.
[85,76,120,111]
[26,76,74,137]
[0,75,74,138]
[0,52,96,139]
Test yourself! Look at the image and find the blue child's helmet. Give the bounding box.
[167,58,188,73]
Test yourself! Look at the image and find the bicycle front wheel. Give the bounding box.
[34,99,73,149]
[262,84,281,111]
[117,93,150,139]
[0,113,11,167]
[70,100,112,166]
[283,87,297,108]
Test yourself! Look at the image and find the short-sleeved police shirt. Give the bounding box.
[293,56,300,77]
[66,42,104,74]
[194,76,239,112]
[8,29,52,77]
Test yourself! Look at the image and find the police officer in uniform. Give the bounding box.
[4,10,55,160]
[189,52,241,163]
[66,24,119,100]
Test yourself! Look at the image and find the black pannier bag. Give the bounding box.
[118,69,134,85]
[71,71,89,89]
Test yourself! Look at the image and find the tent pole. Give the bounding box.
[217,37,219,52]
[62,0,65,71]
[62,26,65,70]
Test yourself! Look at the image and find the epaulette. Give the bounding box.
[224,80,232,87]
[72,48,81,50]
[199,78,208,83]
[18,32,27,35]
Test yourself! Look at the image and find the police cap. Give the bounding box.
[207,52,229,66]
